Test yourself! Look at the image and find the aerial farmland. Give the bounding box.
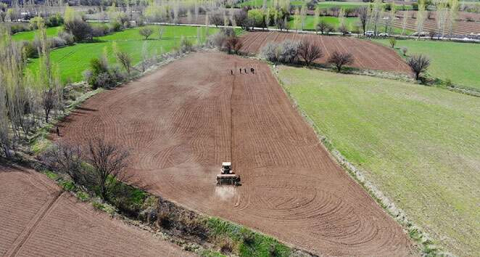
[0,0,479,257]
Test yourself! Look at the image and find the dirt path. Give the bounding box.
[0,164,195,257]
[54,52,415,256]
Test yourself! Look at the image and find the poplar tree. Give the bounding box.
[416,0,426,38]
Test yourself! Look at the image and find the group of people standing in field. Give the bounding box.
[231,68,255,75]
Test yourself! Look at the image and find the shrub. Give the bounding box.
[21,41,38,58]
[401,47,408,56]
[389,37,397,48]
[277,40,299,64]
[208,31,228,50]
[91,24,110,37]
[29,16,44,30]
[260,42,279,62]
[58,31,75,45]
[46,13,64,27]
[111,21,121,32]
[180,36,194,53]
[87,57,118,89]
[64,19,93,42]
[49,37,67,48]
[209,11,224,27]
[10,24,30,34]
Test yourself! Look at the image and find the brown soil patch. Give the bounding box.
[55,52,415,256]
[0,164,193,257]
[240,31,411,74]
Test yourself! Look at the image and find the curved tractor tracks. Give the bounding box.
[54,52,415,256]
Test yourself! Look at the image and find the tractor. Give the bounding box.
[217,162,241,186]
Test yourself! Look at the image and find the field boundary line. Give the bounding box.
[270,64,451,256]
[5,191,64,257]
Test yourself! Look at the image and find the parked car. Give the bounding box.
[379,32,389,37]
[365,31,375,37]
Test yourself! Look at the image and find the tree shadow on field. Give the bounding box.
[0,161,31,174]
[61,106,98,122]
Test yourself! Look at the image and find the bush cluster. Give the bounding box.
[84,57,125,89]
[260,40,300,64]
[207,29,243,54]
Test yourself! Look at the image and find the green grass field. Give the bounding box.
[374,39,480,91]
[278,67,480,256]
[26,25,217,83]
[12,26,63,41]
[288,15,358,31]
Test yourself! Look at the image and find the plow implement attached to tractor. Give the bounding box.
[216,162,241,186]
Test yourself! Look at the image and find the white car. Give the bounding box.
[379,32,389,37]
[365,31,375,37]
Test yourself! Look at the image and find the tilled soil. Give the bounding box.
[0,164,194,257]
[240,31,412,74]
[55,52,415,256]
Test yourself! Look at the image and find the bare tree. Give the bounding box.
[42,143,91,186]
[416,0,427,38]
[448,0,459,37]
[328,51,354,72]
[113,42,132,76]
[317,20,330,35]
[370,0,382,36]
[87,138,130,200]
[0,83,12,158]
[298,40,323,66]
[141,41,148,72]
[314,6,320,34]
[209,11,224,27]
[224,36,243,54]
[358,7,368,35]
[139,26,153,40]
[437,3,448,38]
[42,88,56,123]
[407,54,430,80]
[158,26,165,40]
[402,10,409,36]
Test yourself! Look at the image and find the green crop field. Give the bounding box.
[374,39,480,91]
[26,25,218,83]
[277,67,480,256]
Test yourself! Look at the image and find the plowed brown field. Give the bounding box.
[55,52,414,256]
[0,164,193,257]
[240,31,411,73]
[395,11,480,35]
